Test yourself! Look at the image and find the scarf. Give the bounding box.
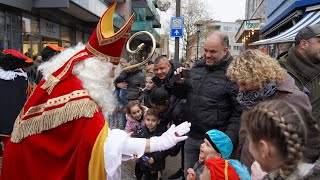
[237,82,277,110]
[287,47,320,84]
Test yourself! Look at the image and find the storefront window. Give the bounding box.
[61,26,71,48]
[0,11,5,32]
[61,25,70,41]
[76,31,83,43]
[22,14,39,34]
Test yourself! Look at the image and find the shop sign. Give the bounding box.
[40,19,60,39]
[244,20,260,30]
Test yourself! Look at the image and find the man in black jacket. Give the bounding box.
[174,31,242,175]
[152,55,186,96]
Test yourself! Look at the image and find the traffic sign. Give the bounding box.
[170,17,184,38]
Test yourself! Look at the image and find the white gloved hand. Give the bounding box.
[150,122,191,152]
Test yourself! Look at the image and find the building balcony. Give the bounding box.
[113,11,126,30]
[132,0,161,28]
[132,20,160,46]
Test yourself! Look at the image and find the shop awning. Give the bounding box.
[249,10,320,46]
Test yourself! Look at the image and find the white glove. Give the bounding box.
[150,122,191,152]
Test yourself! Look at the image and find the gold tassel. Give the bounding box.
[11,98,99,143]
[40,75,60,94]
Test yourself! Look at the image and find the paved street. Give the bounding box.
[121,152,182,179]
[0,154,182,179]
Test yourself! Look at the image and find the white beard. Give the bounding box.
[38,43,118,119]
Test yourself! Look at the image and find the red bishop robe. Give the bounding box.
[1,74,107,180]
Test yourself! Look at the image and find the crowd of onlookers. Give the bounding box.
[107,24,320,180]
[1,23,319,180]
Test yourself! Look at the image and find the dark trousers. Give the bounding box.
[135,163,144,178]
[144,170,159,180]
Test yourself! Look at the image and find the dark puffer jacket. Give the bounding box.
[182,54,242,146]
[137,126,168,172]
[114,70,145,101]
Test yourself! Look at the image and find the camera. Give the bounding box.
[181,69,190,78]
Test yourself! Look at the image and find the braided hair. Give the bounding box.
[243,100,309,179]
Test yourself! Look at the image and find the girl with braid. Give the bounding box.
[244,100,320,179]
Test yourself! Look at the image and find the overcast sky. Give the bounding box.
[205,0,246,22]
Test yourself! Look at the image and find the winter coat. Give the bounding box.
[238,74,313,170]
[266,156,320,179]
[279,47,320,125]
[180,54,242,147]
[139,89,152,108]
[114,70,145,101]
[158,95,186,130]
[124,106,148,134]
[137,126,169,172]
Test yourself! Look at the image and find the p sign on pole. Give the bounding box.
[170,17,184,38]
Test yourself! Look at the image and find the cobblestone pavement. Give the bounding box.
[0,153,182,179]
[121,152,182,179]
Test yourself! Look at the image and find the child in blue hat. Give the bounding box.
[187,129,250,180]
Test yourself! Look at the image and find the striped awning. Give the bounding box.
[249,10,320,46]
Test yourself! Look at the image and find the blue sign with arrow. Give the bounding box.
[170,17,184,38]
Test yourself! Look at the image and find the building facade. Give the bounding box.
[235,0,266,50]
[0,0,161,61]
[251,0,320,57]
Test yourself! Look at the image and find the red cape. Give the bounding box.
[1,74,107,180]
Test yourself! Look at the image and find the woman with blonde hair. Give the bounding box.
[226,49,313,173]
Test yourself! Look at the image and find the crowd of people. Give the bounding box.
[0,3,320,179]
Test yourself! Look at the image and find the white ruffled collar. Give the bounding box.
[0,68,27,80]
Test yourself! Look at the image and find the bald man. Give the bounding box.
[175,32,242,174]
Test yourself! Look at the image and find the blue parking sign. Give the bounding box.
[170,17,184,38]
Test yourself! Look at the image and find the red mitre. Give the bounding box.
[205,158,240,180]
[10,2,135,143]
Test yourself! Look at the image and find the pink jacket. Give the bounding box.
[124,106,148,133]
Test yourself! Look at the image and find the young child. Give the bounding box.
[139,74,156,108]
[124,100,148,136]
[187,129,250,180]
[244,100,320,179]
[136,108,168,180]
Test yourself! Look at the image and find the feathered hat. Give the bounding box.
[0,49,34,71]
[41,44,65,62]
[41,2,135,94]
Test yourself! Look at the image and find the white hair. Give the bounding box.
[39,43,117,119]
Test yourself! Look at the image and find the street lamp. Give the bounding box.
[196,22,202,61]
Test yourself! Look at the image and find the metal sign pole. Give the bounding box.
[174,0,181,62]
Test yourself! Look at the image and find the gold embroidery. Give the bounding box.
[96,19,134,46]
[11,98,99,143]
[41,52,89,94]
[85,43,120,63]
[24,90,90,117]
[225,160,229,180]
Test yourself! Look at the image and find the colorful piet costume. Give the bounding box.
[1,3,190,180]
[0,50,34,156]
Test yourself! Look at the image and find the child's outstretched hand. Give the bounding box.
[187,168,196,180]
